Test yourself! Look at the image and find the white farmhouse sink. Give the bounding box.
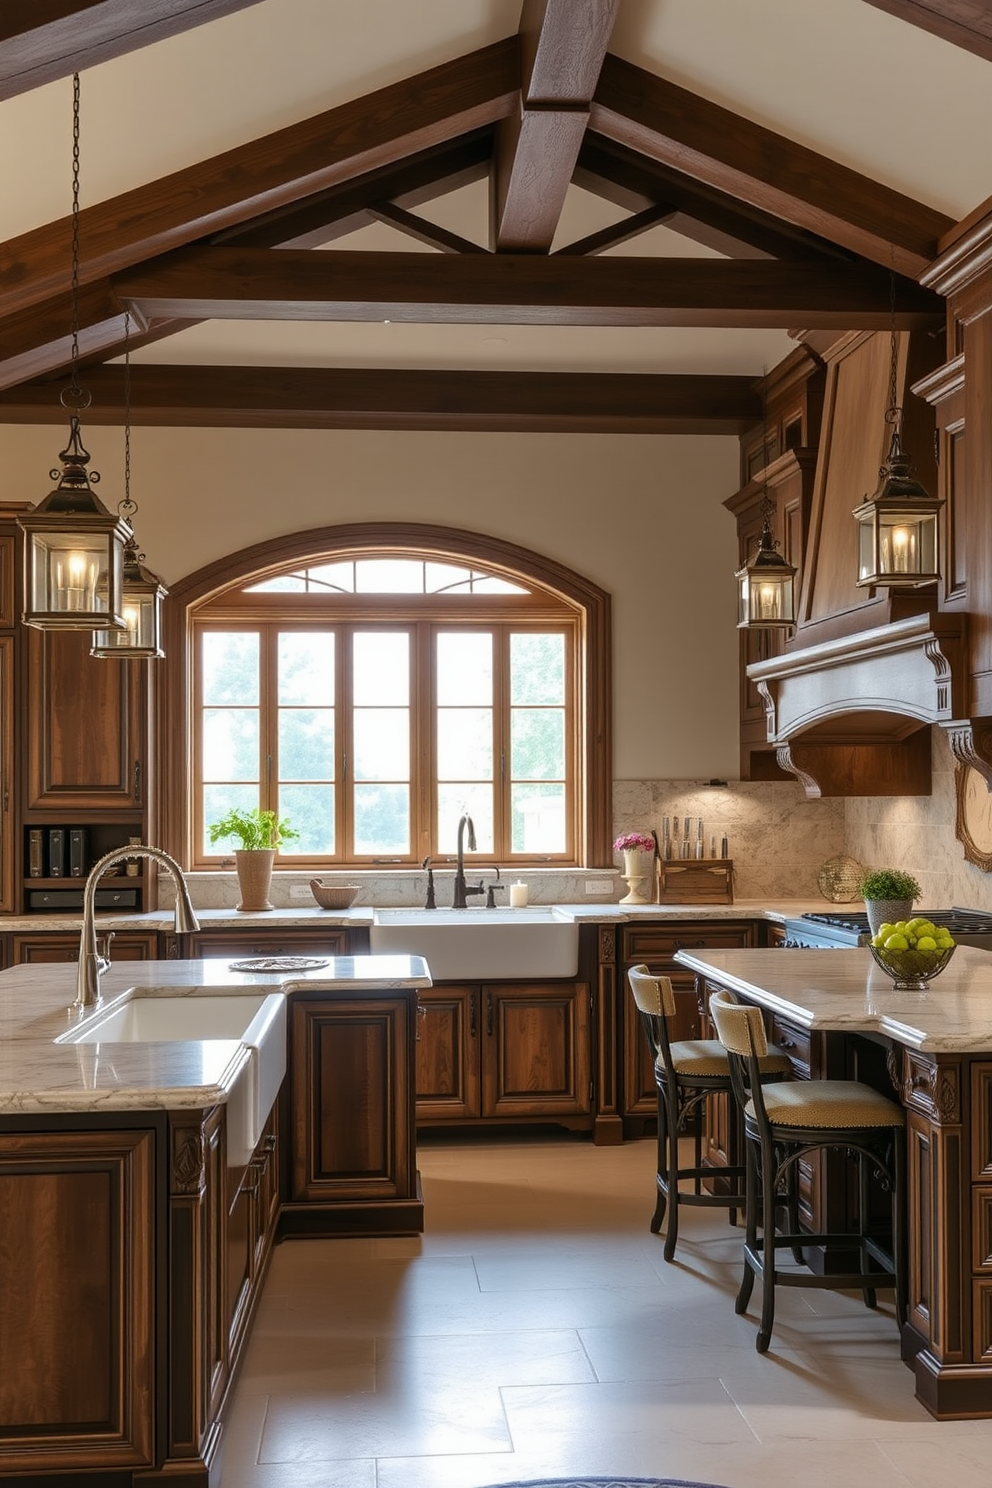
[370,907,579,980]
[58,991,287,1166]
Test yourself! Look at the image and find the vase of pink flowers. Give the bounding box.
[614,831,656,905]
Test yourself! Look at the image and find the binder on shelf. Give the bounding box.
[69,829,88,878]
[28,830,44,878]
[47,828,66,879]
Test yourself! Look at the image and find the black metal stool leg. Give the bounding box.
[650,1084,667,1235]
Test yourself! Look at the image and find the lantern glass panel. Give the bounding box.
[30,531,115,615]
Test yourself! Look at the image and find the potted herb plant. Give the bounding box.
[858,867,922,937]
[207,807,299,912]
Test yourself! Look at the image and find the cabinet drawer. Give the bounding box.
[623,922,755,964]
[187,930,349,960]
[770,1014,811,1079]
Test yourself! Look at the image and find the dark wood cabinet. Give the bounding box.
[620,921,756,1125]
[284,988,423,1236]
[26,628,148,813]
[416,984,481,1121]
[0,636,12,916]
[0,1124,156,1476]
[415,979,592,1129]
[11,929,160,964]
[187,927,349,960]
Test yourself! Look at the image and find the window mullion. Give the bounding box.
[493,626,509,862]
[339,622,354,861]
[260,626,278,817]
[416,623,434,861]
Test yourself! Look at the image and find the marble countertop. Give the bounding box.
[0,954,430,1116]
[673,945,992,1054]
[0,899,827,933]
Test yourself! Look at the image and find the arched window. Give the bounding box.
[160,525,611,869]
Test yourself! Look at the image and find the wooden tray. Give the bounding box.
[657,858,734,904]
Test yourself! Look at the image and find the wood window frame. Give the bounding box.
[160,523,612,869]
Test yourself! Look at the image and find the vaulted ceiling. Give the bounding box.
[0,0,989,436]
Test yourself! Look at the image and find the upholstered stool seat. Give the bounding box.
[709,987,906,1354]
[627,966,792,1262]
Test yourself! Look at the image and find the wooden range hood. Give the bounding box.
[747,611,965,799]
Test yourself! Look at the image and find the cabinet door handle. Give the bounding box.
[469,994,476,1039]
[486,991,493,1037]
[133,759,141,802]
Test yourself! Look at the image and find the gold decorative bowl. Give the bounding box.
[309,880,360,910]
[868,942,956,991]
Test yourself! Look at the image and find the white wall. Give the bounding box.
[2,422,743,780]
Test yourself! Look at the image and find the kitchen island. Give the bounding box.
[0,953,429,1486]
[673,943,992,1422]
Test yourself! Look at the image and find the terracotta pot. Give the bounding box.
[235,849,276,912]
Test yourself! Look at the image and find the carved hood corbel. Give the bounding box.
[942,719,992,787]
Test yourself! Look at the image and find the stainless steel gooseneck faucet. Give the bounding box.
[76,845,200,1008]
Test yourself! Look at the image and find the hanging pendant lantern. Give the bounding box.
[736,505,797,629]
[91,313,167,658]
[853,420,942,588]
[91,538,167,658]
[853,288,943,589]
[18,72,129,631]
[21,414,129,630]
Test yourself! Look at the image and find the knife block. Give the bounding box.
[657,858,734,904]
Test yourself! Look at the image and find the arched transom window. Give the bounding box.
[184,535,609,869]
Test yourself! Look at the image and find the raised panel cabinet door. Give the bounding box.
[482,983,591,1119]
[0,1127,155,1475]
[290,995,416,1203]
[415,985,481,1120]
[26,628,147,810]
[0,635,12,913]
[0,533,14,628]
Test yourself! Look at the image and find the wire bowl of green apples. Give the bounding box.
[869,917,956,990]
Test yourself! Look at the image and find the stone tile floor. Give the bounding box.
[220,1131,992,1488]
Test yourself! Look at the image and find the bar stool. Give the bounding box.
[708,987,906,1353]
[627,966,791,1261]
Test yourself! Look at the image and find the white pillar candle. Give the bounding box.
[509,881,528,908]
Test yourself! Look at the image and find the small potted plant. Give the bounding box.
[207,807,299,912]
[614,831,657,905]
[858,867,922,937]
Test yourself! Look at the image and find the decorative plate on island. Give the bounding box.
[817,854,865,903]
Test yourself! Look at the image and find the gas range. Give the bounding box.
[781,907,992,949]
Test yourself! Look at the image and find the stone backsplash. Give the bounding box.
[612,777,846,901]
[843,726,992,911]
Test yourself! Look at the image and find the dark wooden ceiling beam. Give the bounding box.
[0,38,520,318]
[213,131,494,250]
[576,135,848,261]
[0,364,762,434]
[113,246,944,330]
[554,203,677,257]
[0,1,266,99]
[366,202,489,255]
[861,0,992,64]
[0,280,142,390]
[590,53,954,274]
[492,0,620,252]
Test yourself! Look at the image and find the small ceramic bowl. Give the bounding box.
[309,880,360,910]
[868,942,955,991]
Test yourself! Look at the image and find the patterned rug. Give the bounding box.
[478,1478,730,1488]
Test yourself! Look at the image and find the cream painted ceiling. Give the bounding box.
[2,0,991,384]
